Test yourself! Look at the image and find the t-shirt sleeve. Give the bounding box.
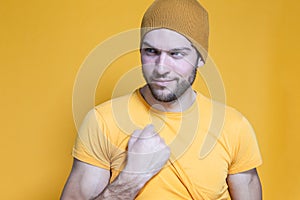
[228,116,262,174]
[72,108,111,170]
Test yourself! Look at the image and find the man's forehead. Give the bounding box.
[141,28,193,50]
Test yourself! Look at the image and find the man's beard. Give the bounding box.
[145,67,197,102]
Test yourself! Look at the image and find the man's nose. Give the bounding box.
[155,52,170,75]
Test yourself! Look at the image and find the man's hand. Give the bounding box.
[121,124,171,185]
[91,125,171,199]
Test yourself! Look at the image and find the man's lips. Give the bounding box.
[151,79,175,87]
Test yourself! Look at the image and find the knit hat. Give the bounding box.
[141,0,209,61]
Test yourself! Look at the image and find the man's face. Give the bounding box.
[141,28,203,102]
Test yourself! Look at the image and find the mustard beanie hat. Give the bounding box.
[141,0,209,60]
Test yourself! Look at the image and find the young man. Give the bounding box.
[61,0,262,199]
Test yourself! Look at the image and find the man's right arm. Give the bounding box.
[61,125,170,200]
[60,158,110,200]
[61,159,153,200]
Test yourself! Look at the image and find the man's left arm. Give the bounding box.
[227,168,262,200]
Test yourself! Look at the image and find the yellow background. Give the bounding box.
[1,0,299,199]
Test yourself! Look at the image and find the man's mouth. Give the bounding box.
[151,79,175,87]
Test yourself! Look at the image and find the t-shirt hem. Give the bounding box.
[228,159,263,174]
[72,148,111,170]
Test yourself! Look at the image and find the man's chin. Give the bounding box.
[147,84,177,102]
[152,92,177,102]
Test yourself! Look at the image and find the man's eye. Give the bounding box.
[170,51,186,58]
[144,48,158,55]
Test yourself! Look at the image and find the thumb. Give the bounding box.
[139,124,156,139]
[128,129,142,150]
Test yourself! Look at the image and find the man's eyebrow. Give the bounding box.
[171,47,192,51]
[142,41,192,51]
[142,41,155,48]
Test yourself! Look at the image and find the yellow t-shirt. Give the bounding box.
[73,89,262,199]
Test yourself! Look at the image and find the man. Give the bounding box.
[61,0,262,199]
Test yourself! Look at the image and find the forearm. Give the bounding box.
[93,172,150,200]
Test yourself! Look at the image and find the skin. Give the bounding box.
[227,168,262,200]
[140,29,203,112]
[60,29,262,200]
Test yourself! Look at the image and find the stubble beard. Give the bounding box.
[145,67,197,102]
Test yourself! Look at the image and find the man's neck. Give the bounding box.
[139,85,197,113]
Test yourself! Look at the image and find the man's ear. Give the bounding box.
[197,57,205,67]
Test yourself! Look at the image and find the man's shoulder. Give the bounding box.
[93,89,142,115]
[196,92,247,129]
[197,92,243,117]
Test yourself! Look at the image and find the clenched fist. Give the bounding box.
[123,124,171,178]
